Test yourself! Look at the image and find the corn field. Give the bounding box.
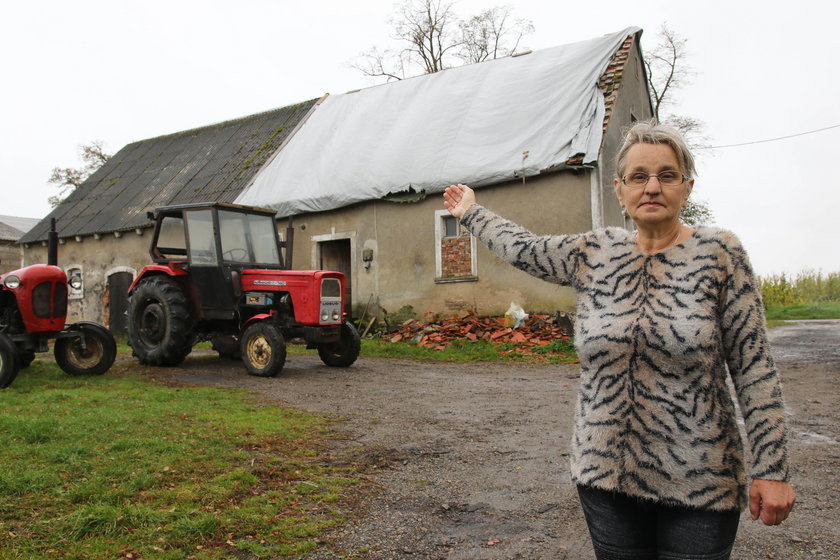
[759,270,840,307]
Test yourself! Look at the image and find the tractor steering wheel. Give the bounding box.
[223,248,249,261]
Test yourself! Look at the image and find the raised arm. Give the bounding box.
[443,184,584,286]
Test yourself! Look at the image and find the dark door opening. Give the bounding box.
[108,271,134,335]
[319,239,352,318]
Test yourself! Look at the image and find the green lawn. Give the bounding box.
[765,301,840,321]
[0,359,362,559]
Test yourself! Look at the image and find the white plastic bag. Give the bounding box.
[503,301,528,329]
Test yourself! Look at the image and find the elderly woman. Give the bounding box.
[443,121,795,560]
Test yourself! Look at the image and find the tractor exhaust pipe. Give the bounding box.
[47,218,58,266]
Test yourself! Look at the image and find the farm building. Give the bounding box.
[20,27,652,331]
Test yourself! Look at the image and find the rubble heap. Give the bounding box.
[384,311,574,352]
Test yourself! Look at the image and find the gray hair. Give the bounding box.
[615,120,696,179]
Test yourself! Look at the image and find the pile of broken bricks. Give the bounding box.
[384,310,575,355]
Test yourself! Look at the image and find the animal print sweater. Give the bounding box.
[461,205,790,512]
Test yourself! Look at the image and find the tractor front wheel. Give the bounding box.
[240,322,286,377]
[318,321,361,367]
[0,333,20,388]
[55,322,117,376]
[127,275,193,366]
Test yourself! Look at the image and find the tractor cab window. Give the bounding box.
[218,210,281,265]
[185,210,219,265]
[155,216,187,260]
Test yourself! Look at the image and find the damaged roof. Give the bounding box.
[21,99,320,243]
[236,27,642,217]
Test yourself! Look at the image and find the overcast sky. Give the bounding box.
[1,0,837,276]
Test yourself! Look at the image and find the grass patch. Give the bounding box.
[0,359,359,559]
[358,337,578,364]
[765,301,840,321]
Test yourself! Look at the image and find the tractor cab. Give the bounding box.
[147,203,291,321]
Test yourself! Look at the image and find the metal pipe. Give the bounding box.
[48,219,58,266]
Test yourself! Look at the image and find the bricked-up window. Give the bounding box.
[435,210,477,283]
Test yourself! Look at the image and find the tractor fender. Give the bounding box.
[242,313,275,329]
[128,264,188,294]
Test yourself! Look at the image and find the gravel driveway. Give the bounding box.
[166,320,840,559]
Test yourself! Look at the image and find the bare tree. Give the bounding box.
[353,0,533,81]
[48,141,111,207]
[645,24,713,224]
[457,6,534,64]
[645,24,692,122]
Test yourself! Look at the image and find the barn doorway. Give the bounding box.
[319,239,352,318]
[107,271,134,335]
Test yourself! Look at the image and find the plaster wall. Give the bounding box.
[0,242,22,274]
[283,170,593,319]
[22,231,149,326]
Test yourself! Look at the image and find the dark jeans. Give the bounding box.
[577,485,741,560]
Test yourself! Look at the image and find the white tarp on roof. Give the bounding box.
[236,27,640,217]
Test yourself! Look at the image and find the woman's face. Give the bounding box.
[613,143,694,229]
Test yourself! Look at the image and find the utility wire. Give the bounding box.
[698,123,840,149]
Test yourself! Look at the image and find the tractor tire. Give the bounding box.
[0,333,20,388]
[240,322,286,377]
[55,322,117,376]
[211,334,241,360]
[127,275,194,366]
[318,321,361,367]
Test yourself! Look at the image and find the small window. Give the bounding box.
[443,216,461,238]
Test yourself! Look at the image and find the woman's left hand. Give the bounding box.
[749,479,796,525]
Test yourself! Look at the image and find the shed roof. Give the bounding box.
[236,27,642,217]
[21,99,320,243]
[0,215,39,241]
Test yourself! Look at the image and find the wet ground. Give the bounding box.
[163,320,840,559]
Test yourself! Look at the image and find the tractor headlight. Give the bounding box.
[332,311,340,321]
[4,275,20,289]
[321,312,329,321]
[68,274,83,290]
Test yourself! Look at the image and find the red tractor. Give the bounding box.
[0,220,117,388]
[127,202,360,377]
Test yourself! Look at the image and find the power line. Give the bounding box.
[698,123,840,149]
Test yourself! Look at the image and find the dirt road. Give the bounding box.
[168,320,840,559]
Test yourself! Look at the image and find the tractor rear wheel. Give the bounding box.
[318,321,361,367]
[0,333,20,388]
[240,322,286,377]
[128,275,194,366]
[55,322,117,376]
